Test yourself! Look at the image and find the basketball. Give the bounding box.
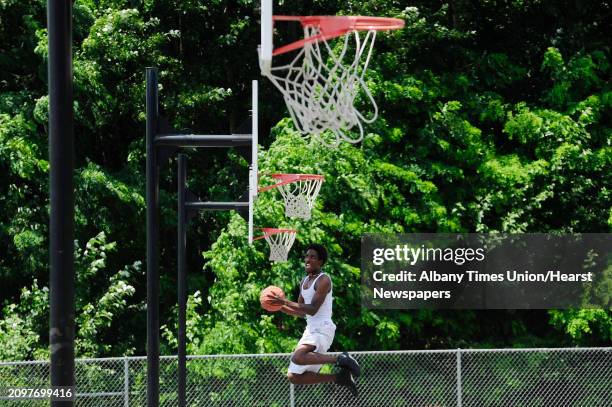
[260,285,285,312]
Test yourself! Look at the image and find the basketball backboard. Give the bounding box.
[248,80,258,244]
[258,0,273,74]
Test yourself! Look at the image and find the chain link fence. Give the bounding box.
[1,348,610,406]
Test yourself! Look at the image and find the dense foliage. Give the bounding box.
[0,0,610,361]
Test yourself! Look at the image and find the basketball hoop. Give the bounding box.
[259,174,324,220]
[259,11,404,147]
[254,228,297,263]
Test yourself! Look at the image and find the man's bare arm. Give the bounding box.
[277,288,307,317]
[279,305,305,317]
[274,276,331,316]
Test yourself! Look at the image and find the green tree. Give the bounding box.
[0,0,610,360]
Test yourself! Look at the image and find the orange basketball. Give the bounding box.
[260,286,285,312]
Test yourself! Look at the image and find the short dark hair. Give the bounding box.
[306,244,328,265]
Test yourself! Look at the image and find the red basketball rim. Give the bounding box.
[253,227,297,241]
[258,173,324,193]
[272,15,405,56]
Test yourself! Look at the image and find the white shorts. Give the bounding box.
[288,320,336,374]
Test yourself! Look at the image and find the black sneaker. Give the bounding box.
[335,367,358,397]
[337,352,361,377]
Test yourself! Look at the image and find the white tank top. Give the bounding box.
[301,273,333,325]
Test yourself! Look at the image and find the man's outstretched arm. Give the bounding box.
[279,305,305,317]
[274,276,331,316]
[279,293,305,317]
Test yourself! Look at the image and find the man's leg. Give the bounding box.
[287,371,336,385]
[288,345,335,386]
[288,344,358,395]
[291,344,337,366]
[292,345,361,378]
[286,370,357,396]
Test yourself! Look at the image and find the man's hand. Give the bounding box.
[269,294,286,307]
[275,275,331,316]
[270,295,305,317]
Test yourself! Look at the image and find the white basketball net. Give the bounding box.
[264,26,378,147]
[264,231,297,263]
[277,177,323,220]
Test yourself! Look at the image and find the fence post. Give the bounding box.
[124,357,130,407]
[456,348,462,407]
[290,383,295,407]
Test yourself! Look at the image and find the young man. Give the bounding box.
[270,244,360,395]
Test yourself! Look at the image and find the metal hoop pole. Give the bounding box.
[178,154,187,407]
[146,67,160,407]
[145,73,257,407]
[49,0,75,405]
